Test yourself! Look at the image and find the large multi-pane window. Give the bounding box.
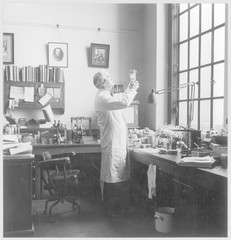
[172,3,226,132]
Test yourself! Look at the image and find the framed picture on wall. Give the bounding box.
[89,43,110,68]
[3,33,14,64]
[48,42,68,68]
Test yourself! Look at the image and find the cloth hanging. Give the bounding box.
[147,164,156,199]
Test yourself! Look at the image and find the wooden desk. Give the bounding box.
[32,142,101,155]
[32,142,101,199]
[3,155,34,237]
[130,148,227,237]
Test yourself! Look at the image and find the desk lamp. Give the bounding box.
[148,81,199,128]
[148,81,199,156]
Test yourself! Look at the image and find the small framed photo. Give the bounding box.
[3,33,14,64]
[90,43,110,68]
[48,42,68,68]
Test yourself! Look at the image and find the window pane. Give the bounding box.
[201,32,211,65]
[190,5,199,37]
[189,69,198,99]
[200,100,210,130]
[179,101,187,127]
[201,4,212,32]
[189,4,197,7]
[190,38,199,68]
[200,66,211,98]
[179,12,188,41]
[179,42,188,71]
[213,63,224,97]
[214,27,225,62]
[190,100,198,129]
[213,99,224,132]
[214,4,225,27]
[179,4,188,13]
[179,72,188,100]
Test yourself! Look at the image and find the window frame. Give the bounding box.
[169,3,226,131]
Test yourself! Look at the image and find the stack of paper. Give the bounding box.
[177,156,216,168]
[3,135,33,156]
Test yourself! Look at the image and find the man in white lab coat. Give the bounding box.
[93,70,139,217]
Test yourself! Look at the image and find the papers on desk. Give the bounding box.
[3,135,33,156]
[177,156,216,168]
[3,134,19,143]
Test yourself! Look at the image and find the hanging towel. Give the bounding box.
[100,180,104,201]
[147,164,156,199]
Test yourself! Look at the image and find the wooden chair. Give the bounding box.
[38,151,80,222]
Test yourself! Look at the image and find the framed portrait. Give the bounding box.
[48,42,68,68]
[90,43,110,68]
[3,33,14,64]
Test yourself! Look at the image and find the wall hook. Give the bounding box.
[56,24,60,28]
[97,27,101,32]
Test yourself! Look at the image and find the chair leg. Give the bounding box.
[48,199,61,222]
[44,198,58,215]
[65,197,80,215]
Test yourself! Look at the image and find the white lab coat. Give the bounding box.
[95,88,137,183]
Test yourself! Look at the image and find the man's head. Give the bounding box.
[93,70,114,90]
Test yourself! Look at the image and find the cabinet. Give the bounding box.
[123,100,139,128]
[156,167,174,208]
[172,178,227,237]
[172,178,198,235]
[3,155,34,237]
[4,81,65,113]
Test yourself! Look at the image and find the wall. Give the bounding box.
[139,4,168,130]
[2,3,147,129]
[139,4,157,130]
[155,4,168,129]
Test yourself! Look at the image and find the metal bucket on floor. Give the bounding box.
[154,207,175,233]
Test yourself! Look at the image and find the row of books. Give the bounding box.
[4,65,64,83]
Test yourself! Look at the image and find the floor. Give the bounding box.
[32,196,167,238]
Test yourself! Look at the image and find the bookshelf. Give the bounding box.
[3,65,65,114]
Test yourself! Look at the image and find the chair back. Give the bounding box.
[38,152,80,198]
[38,157,69,194]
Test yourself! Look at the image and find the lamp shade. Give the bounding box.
[147,89,157,104]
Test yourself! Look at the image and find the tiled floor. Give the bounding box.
[32,197,165,238]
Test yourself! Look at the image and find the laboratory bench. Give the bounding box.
[130,148,227,237]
